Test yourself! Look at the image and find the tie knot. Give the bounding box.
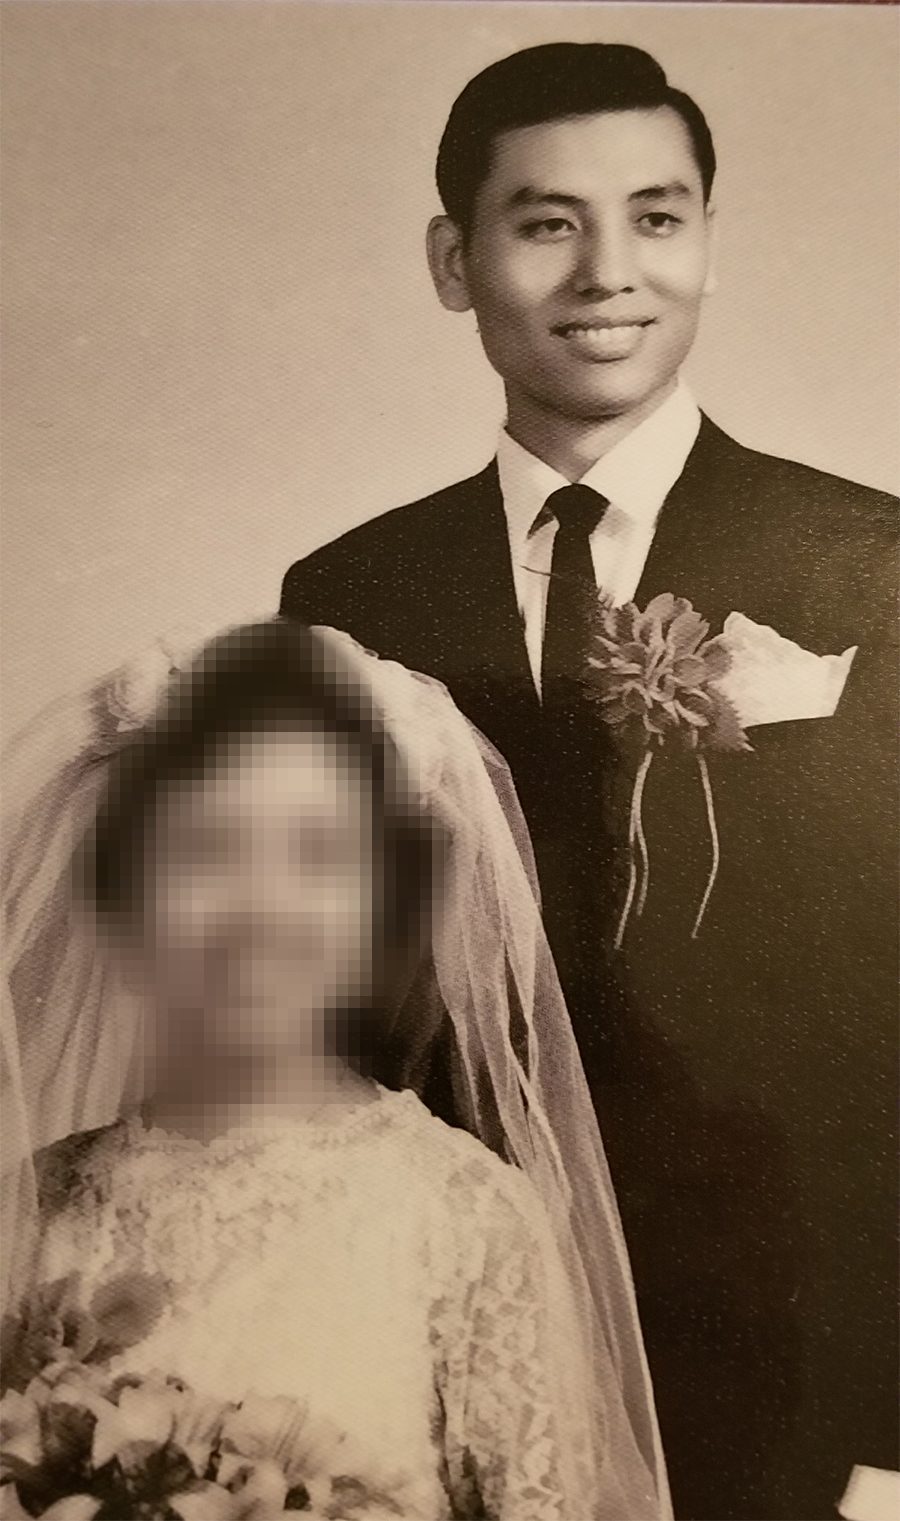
[545,483,608,536]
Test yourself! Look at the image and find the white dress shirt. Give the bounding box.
[496,380,702,694]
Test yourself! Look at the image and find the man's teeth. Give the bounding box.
[559,322,648,353]
[563,323,644,335]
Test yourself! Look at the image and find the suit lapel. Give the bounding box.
[619,419,778,937]
[635,415,808,643]
[420,464,543,787]
[637,417,753,628]
[434,462,538,694]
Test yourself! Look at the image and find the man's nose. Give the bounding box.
[572,222,638,298]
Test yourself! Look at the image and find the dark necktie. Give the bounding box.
[540,483,609,701]
[535,483,613,1006]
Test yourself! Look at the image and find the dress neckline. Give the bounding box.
[124,1084,419,1159]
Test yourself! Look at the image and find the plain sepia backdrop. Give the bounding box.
[2,2,898,736]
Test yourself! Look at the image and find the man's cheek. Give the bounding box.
[477,248,552,309]
[646,244,709,300]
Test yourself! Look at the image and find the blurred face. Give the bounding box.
[438,107,714,428]
[136,729,376,1085]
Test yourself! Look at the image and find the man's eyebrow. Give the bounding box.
[628,182,694,203]
[505,181,696,211]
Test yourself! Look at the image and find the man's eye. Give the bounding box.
[520,218,576,241]
[638,212,682,235]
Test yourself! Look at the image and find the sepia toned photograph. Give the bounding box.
[1,6,897,1521]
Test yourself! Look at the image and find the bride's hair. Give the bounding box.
[77,619,443,1082]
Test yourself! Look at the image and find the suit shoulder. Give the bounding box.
[707,421,897,528]
[281,466,494,606]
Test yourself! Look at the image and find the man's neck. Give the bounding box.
[505,379,679,481]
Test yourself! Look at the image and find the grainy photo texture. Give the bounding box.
[1,9,897,1521]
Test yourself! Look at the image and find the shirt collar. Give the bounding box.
[497,380,701,553]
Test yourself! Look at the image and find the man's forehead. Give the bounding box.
[486,107,702,195]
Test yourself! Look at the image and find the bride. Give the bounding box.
[1,620,670,1520]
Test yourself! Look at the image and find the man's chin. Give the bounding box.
[546,369,679,426]
[508,367,680,434]
[555,389,659,425]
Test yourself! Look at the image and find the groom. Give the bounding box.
[280,44,898,1521]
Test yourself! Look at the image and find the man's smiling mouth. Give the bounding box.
[552,318,656,359]
[553,318,656,335]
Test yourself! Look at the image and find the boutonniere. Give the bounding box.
[584,593,750,946]
[584,595,858,946]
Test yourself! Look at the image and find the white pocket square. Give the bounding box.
[715,612,857,729]
[838,1466,900,1521]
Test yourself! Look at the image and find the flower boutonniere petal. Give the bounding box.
[585,594,752,945]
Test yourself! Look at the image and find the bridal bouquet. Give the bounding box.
[0,1276,398,1521]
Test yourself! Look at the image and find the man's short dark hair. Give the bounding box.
[436,42,716,234]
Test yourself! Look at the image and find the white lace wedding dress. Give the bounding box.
[34,1085,603,1520]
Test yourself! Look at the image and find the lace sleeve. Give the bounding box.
[433,1163,597,1521]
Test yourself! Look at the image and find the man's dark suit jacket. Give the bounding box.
[281,416,898,1521]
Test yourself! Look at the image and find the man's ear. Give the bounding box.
[426,216,473,313]
[702,204,719,297]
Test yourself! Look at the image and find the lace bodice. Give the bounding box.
[35,1087,599,1519]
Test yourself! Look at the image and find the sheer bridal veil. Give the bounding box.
[1,622,671,1520]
